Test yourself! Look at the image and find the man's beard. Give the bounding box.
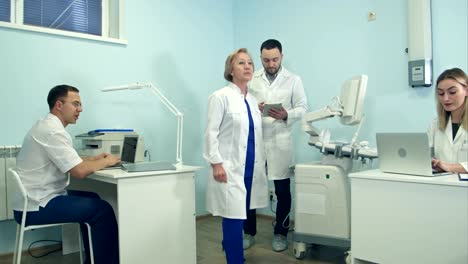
[266,65,280,75]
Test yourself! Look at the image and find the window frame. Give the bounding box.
[0,0,126,45]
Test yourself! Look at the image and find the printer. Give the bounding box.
[75,129,145,162]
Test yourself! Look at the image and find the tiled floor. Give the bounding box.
[0,216,348,264]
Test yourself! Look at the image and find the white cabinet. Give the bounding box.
[65,165,200,264]
[349,169,468,264]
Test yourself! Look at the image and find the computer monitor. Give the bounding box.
[339,75,368,126]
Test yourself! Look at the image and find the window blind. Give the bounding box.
[24,0,102,36]
[0,0,10,22]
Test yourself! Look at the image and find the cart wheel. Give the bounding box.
[293,242,307,259]
[345,250,351,264]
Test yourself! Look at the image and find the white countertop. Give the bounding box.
[349,169,468,187]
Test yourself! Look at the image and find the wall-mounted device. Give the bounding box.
[407,0,432,87]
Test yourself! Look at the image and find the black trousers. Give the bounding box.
[273,178,291,236]
[243,178,291,237]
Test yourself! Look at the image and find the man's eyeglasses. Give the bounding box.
[61,100,82,108]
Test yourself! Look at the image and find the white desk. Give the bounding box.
[349,169,468,264]
[64,165,200,264]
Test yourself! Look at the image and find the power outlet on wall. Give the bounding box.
[269,189,276,201]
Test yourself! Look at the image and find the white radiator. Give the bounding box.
[0,145,21,221]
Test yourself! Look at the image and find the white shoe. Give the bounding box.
[243,234,255,250]
[272,234,288,252]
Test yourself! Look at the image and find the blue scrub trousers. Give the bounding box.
[223,177,252,264]
[222,99,255,264]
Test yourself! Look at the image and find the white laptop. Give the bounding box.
[104,135,176,172]
[376,133,452,177]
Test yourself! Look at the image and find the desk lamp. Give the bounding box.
[102,82,183,167]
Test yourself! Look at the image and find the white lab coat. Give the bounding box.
[249,67,308,180]
[427,117,468,172]
[204,83,268,219]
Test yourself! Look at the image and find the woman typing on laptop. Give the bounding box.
[428,68,467,173]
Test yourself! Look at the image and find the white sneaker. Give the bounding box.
[272,234,288,252]
[243,234,255,250]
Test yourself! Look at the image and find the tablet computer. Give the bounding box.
[263,103,282,117]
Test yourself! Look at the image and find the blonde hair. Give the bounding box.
[435,68,468,130]
[223,48,253,82]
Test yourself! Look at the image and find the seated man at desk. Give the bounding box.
[13,84,121,264]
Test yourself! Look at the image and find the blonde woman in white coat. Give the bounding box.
[204,48,268,264]
[428,68,467,173]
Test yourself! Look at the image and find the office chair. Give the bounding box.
[8,168,94,264]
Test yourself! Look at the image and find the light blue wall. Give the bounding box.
[0,0,233,254]
[0,0,466,255]
[234,0,467,157]
[233,0,467,216]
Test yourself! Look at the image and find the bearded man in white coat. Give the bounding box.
[245,39,308,252]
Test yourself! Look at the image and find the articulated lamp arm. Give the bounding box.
[145,83,184,166]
